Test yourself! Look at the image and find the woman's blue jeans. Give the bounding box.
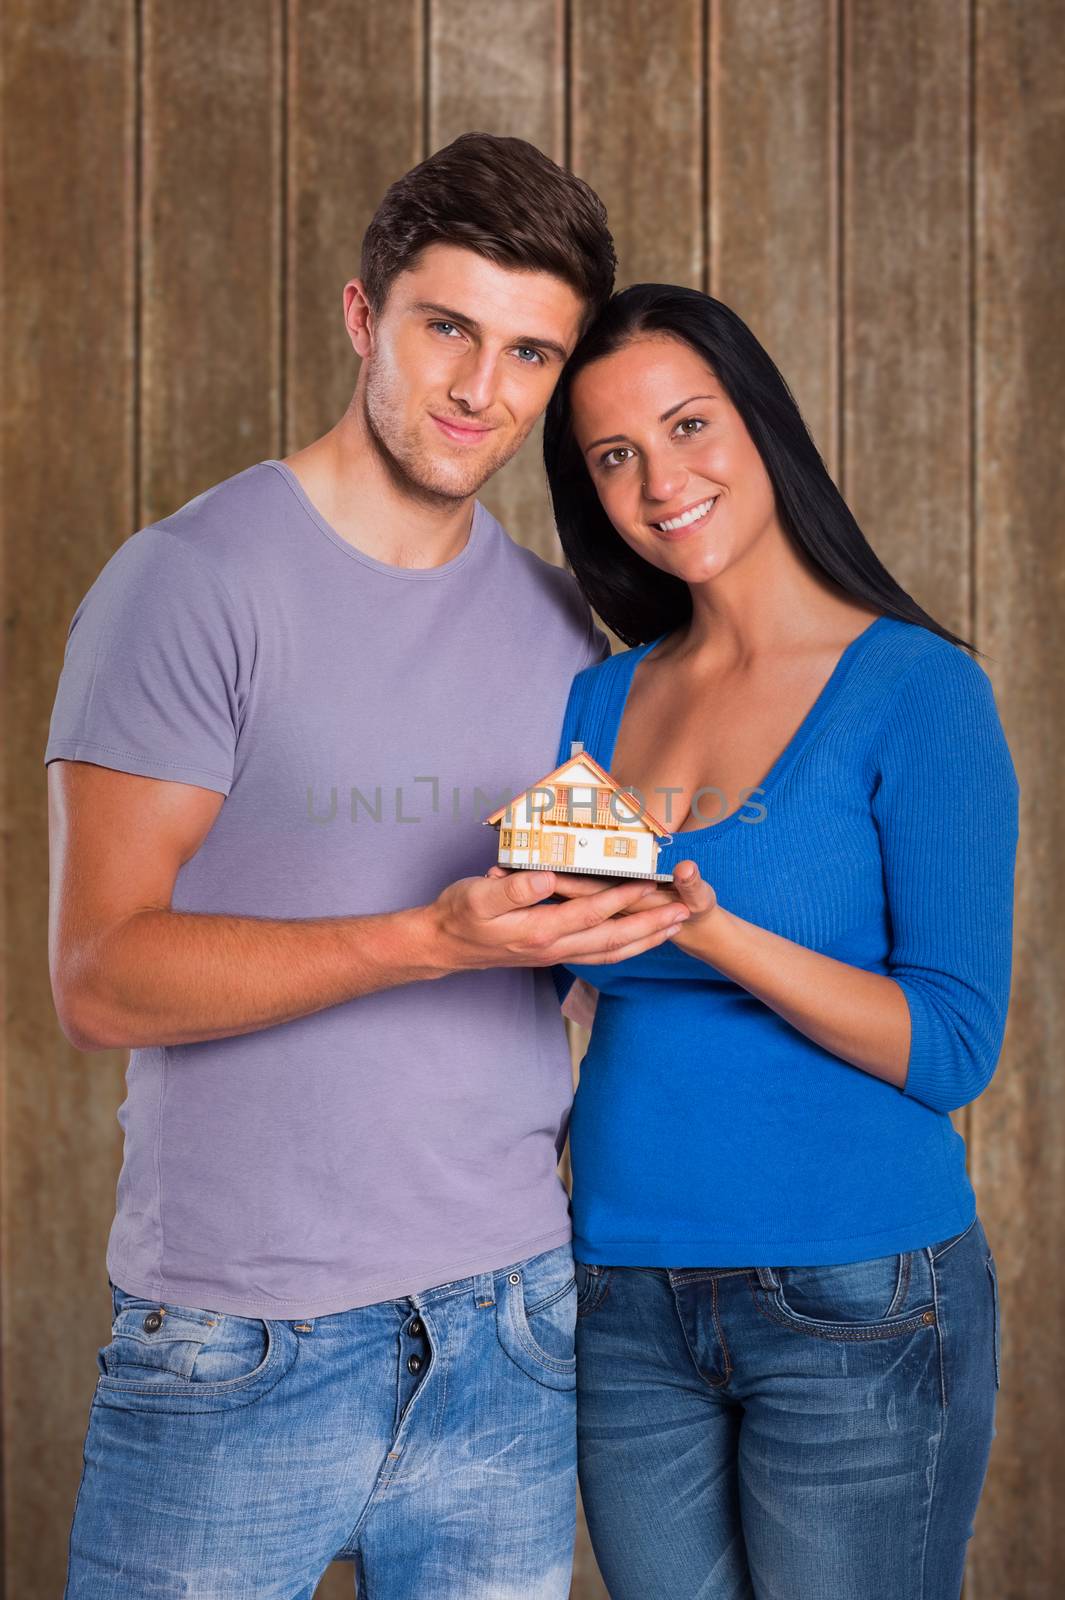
[574,1213,1000,1599]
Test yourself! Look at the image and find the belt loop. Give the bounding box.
[474,1270,495,1308]
[756,1265,779,1290]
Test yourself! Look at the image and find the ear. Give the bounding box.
[343,278,375,359]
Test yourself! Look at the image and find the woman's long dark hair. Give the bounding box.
[543,283,978,654]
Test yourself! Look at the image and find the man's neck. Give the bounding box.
[281,417,477,571]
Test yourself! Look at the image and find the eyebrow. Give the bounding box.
[410,301,570,364]
[582,393,720,454]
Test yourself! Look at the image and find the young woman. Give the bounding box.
[540,285,1016,1598]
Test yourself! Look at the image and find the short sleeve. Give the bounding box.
[869,645,1019,1113]
[44,527,251,796]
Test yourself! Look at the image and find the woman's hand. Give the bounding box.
[668,860,719,939]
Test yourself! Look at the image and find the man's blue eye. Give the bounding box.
[515,347,545,365]
[430,322,461,336]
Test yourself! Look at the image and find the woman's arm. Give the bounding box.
[668,884,912,1088]
[669,647,1020,1113]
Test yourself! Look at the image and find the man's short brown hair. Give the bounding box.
[360,132,616,329]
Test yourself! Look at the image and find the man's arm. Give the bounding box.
[49,761,690,1052]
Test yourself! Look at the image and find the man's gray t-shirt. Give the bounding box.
[45,459,609,1318]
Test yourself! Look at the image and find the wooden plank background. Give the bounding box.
[2,1,1061,1595]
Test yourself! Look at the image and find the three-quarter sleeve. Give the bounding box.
[869,645,1019,1113]
[44,526,252,796]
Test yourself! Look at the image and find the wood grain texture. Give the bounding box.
[968,2,1065,1593]
[1,5,136,1595]
[710,0,838,474]
[429,0,568,565]
[2,3,1063,1595]
[141,0,283,520]
[286,0,424,453]
[842,0,972,629]
[572,0,704,293]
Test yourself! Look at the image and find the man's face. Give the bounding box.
[353,242,587,504]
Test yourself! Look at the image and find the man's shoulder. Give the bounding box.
[152,459,281,570]
[476,502,602,651]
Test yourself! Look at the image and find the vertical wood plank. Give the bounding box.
[429,0,567,563]
[572,0,703,293]
[141,0,283,521]
[710,0,838,475]
[969,2,1065,1593]
[1,4,136,1595]
[842,0,972,629]
[286,0,425,453]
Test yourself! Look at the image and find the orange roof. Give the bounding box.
[483,750,673,838]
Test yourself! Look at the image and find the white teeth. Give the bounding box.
[654,497,717,532]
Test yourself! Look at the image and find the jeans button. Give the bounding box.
[408,1317,424,1337]
[407,1353,423,1375]
[142,1311,164,1333]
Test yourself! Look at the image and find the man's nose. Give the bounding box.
[448,350,499,415]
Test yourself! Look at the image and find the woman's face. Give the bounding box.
[569,333,782,587]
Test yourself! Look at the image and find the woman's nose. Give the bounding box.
[642,459,688,505]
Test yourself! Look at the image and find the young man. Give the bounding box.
[46,133,689,1599]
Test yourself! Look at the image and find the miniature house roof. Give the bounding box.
[483,747,673,839]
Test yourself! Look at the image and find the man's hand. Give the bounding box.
[425,865,690,973]
[501,865,682,913]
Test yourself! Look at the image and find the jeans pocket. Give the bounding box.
[766,1251,936,1341]
[495,1249,577,1391]
[97,1289,294,1412]
[986,1253,1002,1390]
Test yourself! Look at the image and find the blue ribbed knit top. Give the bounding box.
[554,615,1019,1266]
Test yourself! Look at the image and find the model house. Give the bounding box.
[483,742,674,880]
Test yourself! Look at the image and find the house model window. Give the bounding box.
[483,744,673,882]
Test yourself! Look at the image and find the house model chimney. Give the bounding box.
[570,740,584,757]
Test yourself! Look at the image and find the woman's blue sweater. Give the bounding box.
[554,615,1019,1266]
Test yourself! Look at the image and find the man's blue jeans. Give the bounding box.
[64,1242,578,1598]
[574,1214,1001,1599]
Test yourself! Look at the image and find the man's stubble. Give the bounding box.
[361,355,538,513]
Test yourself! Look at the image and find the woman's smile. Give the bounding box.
[648,494,720,538]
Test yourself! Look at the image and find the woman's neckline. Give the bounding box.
[604,613,893,843]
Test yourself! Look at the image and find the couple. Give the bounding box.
[47,132,1016,1599]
